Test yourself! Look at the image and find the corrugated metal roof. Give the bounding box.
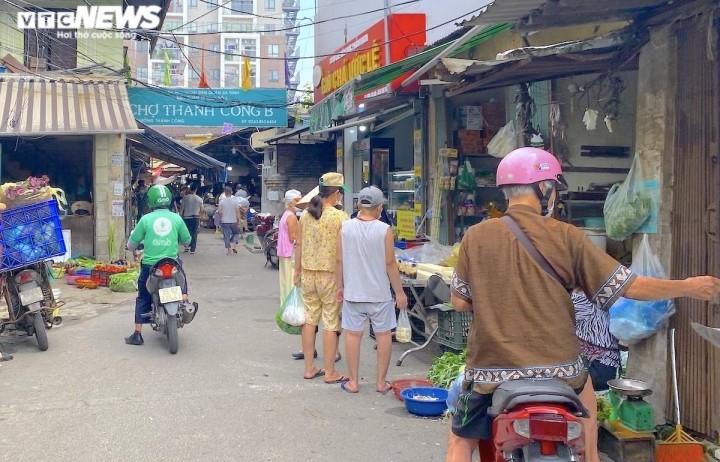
[0,76,142,137]
[129,122,225,170]
[461,0,674,29]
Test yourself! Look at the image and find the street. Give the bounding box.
[0,228,449,461]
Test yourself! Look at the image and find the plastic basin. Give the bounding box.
[391,378,434,401]
[401,387,449,416]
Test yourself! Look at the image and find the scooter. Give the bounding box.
[145,258,198,354]
[262,226,279,268]
[0,262,58,351]
[426,275,588,461]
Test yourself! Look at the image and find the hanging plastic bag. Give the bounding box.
[603,154,653,241]
[396,309,412,343]
[487,119,518,158]
[446,366,466,414]
[281,287,306,327]
[609,235,676,344]
[275,309,302,335]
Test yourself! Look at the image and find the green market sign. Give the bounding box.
[127,87,288,127]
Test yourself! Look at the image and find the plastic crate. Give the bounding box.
[435,310,473,351]
[0,200,65,272]
[91,266,127,287]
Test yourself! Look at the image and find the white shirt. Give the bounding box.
[217,195,241,224]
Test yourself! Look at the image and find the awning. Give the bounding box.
[264,126,310,144]
[0,76,142,137]
[460,0,673,30]
[129,122,225,170]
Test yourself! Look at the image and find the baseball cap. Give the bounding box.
[319,172,351,192]
[358,186,386,207]
[284,189,302,202]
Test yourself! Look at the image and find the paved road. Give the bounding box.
[0,228,449,461]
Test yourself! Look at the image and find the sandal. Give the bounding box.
[303,369,325,380]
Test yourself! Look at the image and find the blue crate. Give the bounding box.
[0,200,66,272]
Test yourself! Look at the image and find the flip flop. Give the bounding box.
[376,381,392,395]
[324,374,349,384]
[232,248,238,254]
[340,380,358,394]
[303,369,325,380]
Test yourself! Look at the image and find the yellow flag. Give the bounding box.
[241,56,252,91]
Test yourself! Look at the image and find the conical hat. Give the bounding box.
[297,186,319,209]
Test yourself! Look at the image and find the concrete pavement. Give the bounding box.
[0,228,449,461]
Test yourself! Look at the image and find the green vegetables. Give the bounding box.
[109,272,139,292]
[605,188,652,241]
[275,310,301,335]
[597,394,613,422]
[427,349,467,389]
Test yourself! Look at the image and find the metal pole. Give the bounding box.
[383,0,392,66]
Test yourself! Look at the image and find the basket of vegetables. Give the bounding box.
[75,277,101,289]
[401,387,449,416]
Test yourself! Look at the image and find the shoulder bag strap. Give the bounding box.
[500,215,569,290]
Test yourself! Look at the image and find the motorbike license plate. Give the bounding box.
[158,286,183,304]
[19,287,45,306]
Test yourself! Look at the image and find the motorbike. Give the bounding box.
[253,214,278,268]
[425,274,588,462]
[144,258,198,354]
[0,262,60,351]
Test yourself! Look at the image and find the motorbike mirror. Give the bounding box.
[426,274,450,304]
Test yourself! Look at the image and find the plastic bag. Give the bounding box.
[275,309,302,335]
[281,287,306,326]
[399,239,455,265]
[609,235,676,344]
[603,154,653,241]
[487,119,518,158]
[396,309,412,343]
[109,272,139,292]
[446,367,466,414]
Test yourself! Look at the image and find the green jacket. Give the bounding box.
[129,208,191,265]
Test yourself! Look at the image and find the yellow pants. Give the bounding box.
[301,270,340,332]
[279,257,294,305]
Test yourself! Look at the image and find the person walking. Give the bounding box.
[445,147,720,462]
[217,186,242,255]
[294,173,350,383]
[336,186,407,394]
[180,184,203,254]
[278,189,302,304]
[125,185,191,346]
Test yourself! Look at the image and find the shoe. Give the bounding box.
[184,247,189,253]
[124,332,144,345]
[292,350,318,360]
[189,250,195,254]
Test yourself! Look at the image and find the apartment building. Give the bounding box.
[126,0,297,89]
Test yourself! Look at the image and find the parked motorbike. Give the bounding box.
[254,214,279,268]
[425,274,588,462]
[0,262,59,351]
[144,258,198,354]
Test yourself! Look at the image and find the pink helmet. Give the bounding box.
[496,147,567,189]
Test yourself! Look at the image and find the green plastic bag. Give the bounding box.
[109,272,139,292]
[275,309,301,335]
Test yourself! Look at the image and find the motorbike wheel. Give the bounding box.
[166,314,179,354]
[266,246,279,269]
[33,313,49,351]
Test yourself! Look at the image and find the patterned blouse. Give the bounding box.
[299,206,349,272]
[572,291,621,367]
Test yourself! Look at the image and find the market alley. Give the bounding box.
[0,228,447,461]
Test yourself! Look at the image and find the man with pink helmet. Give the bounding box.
[446,147,720,462]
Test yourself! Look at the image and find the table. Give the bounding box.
[395,276,448,366]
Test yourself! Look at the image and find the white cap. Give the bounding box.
[284,189,302,202]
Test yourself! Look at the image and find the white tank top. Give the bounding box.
[341,218,392,302]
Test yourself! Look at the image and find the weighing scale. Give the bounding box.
[599,378,657,462]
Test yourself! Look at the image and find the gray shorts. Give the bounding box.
[341,300,397,333]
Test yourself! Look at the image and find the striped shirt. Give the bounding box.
[573,291,621,367]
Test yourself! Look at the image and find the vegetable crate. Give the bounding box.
[91,266,127,287]
[435,310,473,351]
[0,200,66,272]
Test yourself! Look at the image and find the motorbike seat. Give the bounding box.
[487,379,587,417]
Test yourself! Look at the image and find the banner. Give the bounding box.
[127,87,288,127]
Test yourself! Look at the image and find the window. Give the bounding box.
[162,20,183,30]
[265,0,275,10]
[225,70,239,87]
[268,70,279,82]
[268,44,279,58]
[188,0,197,7]
[207,22,219,33]
[137,67,148,81]
[188,42,199,56]
[136,40,148,53]
[210,42,220,53]
[229,0,253,14]
[207,0,218,8]
[241,38,256,57]
[24,12,77,71]
[209,69,221,83]
[187,23,197,33]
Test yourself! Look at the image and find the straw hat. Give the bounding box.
[297,186,319,210]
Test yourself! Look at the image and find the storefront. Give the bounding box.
[0,75,142,260]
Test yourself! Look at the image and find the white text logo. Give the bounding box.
[17,6,162,30]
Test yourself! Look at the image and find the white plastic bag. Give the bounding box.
[281,286,306,327]
[396,309,412,343]
[487,119,518,158]
[603,154,653,241]
[609,234,676,344]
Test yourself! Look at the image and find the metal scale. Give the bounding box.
[599,378,657,461]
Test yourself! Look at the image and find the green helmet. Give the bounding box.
[147,184,172,209]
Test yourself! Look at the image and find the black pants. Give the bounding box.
[183,217,199,252]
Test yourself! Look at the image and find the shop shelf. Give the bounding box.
[0,200,66,272]
[435,310,473,351]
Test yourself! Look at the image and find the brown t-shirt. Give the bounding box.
[452,204,635,394]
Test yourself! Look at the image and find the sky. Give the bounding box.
[295,0,316,93]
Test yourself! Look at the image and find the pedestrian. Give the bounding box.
[278,189,302,304]
[180,183,203,254]
[237,195,250,234]
[134,179,150,223]
[294,173,350,383]
[445,147,720,462]
[217,186,243,255]
[125,185,191,346]
[336,186,408,394]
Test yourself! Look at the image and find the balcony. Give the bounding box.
[223,0,254,16]
[152,48,182,60]
[167,0,184,15]
[282,0,299,12]
[224,51,240,62]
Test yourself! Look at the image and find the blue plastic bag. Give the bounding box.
[446,367,465,414]
[609,235,675,344]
